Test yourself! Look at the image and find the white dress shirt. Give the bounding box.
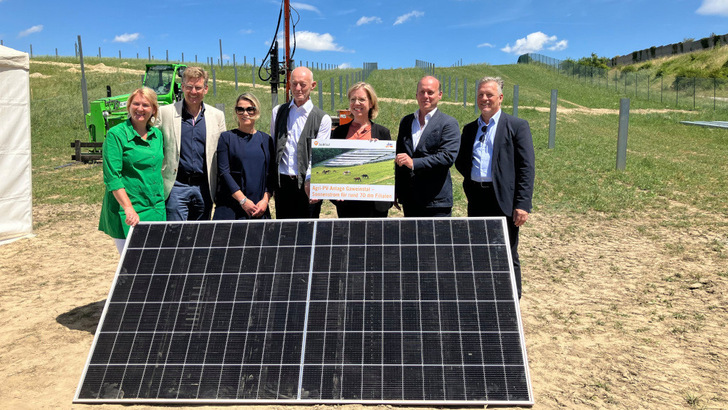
[271,99,332,177]
[411,107,438,149]
[471,109,502,182]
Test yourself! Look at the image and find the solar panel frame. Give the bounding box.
[74,218,533,406]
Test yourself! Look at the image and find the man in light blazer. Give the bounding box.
[395,76,460,217]
[455,76,535,298]
[158,66,226,221]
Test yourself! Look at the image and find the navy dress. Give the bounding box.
[213,129,276,220]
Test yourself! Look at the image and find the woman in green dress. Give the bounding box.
[98,87,166,253]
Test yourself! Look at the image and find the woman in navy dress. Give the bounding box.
[213,93,275,220]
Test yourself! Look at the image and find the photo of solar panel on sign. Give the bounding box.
[75,218,532,405]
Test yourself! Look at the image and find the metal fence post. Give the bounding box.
[548,89,557,149]
[513,85,519,117]
[676,77,679,107]
[233,54,238,90]
[475,80,479,114]
[455,78,458,101]
[616,98,630,171]
[448,76,451,100]
[463,78,467,107]
[78,35,89,115]
[219,39,223,69]
[318,83,323,109]
[212,69,217,97]
[331,77,335,111]
[252,64,255,87]
[339,76,343,104]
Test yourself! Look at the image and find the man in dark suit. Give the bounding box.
[455,76,535,298]
[395,76,460,217]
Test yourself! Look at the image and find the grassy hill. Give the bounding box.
[29,56,728,218]
[617,44,728,79]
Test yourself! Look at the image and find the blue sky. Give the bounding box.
[1,0,728,69]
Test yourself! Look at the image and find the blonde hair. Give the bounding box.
[348,82,380,120]
[235,92,261,122]
[182,66,209,86]
[126,87,159,127]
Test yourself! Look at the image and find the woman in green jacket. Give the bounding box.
[98,87,165,253]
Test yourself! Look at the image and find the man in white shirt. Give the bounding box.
[395,76,460,217]
[270,67,332,219]
[455,76,535,298]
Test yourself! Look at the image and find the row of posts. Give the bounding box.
[21,37,335,71]
[74,34,630,171]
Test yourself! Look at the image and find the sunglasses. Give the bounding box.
[235,106,257,114]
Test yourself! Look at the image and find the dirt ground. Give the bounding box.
[1,200,725,410]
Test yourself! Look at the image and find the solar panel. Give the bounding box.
[74,218,533,405]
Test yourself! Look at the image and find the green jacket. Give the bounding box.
[98,119,166,239]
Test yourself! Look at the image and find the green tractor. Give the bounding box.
[72,63,186,162]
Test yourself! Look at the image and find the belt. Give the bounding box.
[177,173,204,185]
[469,180,493,189]
[279,174,298,181]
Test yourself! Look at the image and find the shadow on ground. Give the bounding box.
[56,299,105,334]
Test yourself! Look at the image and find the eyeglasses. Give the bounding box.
[183,84,205,92]
[235,106,257,115]
[349,97,368,104]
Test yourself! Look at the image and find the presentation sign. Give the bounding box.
[309,139,395,201]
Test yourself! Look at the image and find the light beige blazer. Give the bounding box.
[158,101,226,201]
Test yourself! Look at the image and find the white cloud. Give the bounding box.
[338,63,352,69]
[240,29,254,35]
[501,32,568,54]
[18,25,43,38]
[356,16,382,26]
[222,54,231,61]
[394,10,424,25]
[477,42,494,48]
[293,31,345,52]
[292,2,321,14]
[113,33,140,43]
[696,0,728,16]
[548,39,568,51]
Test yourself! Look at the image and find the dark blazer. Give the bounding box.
[455,112,535,216]
[395,109,460,208]
[332,121,391,141]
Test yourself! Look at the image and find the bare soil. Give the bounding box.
[1,200,725,409]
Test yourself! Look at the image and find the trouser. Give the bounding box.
[275,174,322,219]
[166,180,212,221]
[465,180,522,299]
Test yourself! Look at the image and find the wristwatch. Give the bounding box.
[239,197,248,206]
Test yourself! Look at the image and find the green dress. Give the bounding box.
[98,119,166,239]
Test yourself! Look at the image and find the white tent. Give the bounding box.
[0,45,33,243]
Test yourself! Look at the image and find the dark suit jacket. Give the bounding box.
[455,112,535,216]
[395,109,460,208]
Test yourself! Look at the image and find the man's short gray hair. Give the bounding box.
[478,76,504,95]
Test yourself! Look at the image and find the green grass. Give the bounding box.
[28,56,728,221]
[311,161,395,186]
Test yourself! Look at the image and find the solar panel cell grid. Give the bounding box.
[75,218,532,405]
